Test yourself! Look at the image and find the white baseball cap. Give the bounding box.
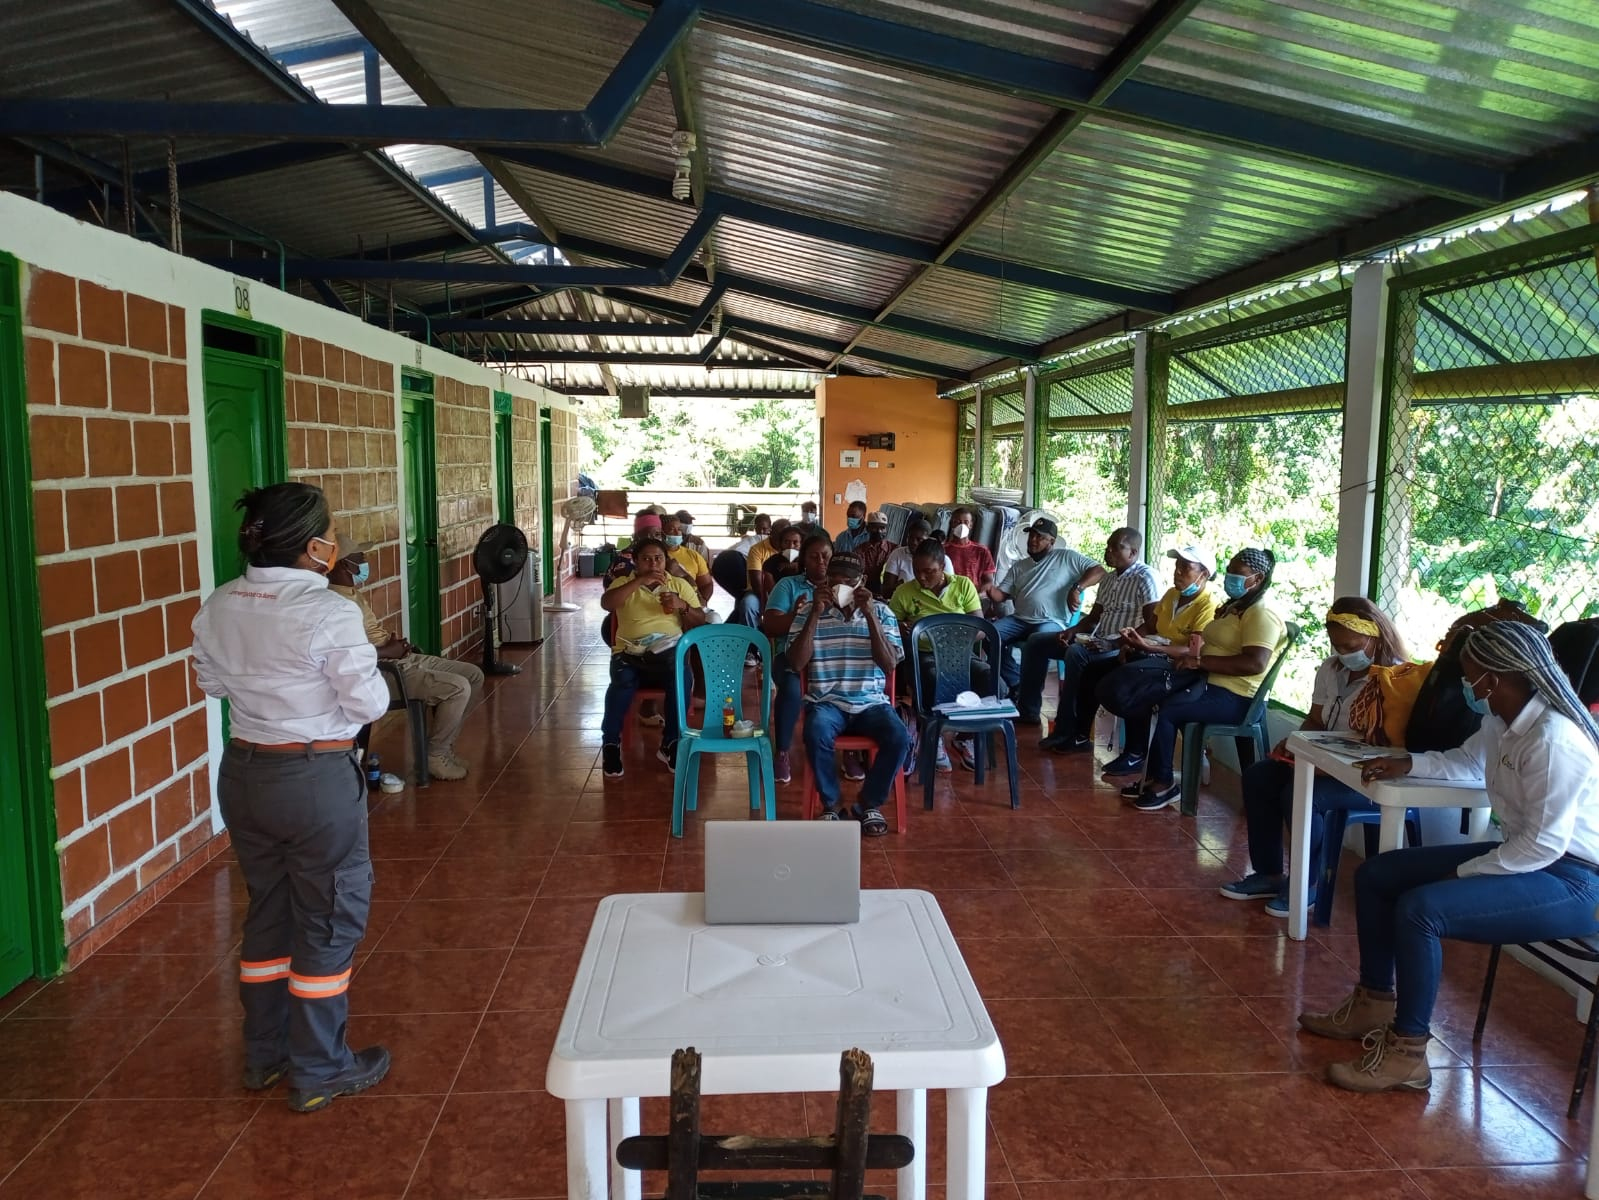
[1166,545,1215,574]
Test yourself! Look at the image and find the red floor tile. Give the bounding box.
[991,1075,1206,1182]
[403,1090,569,1200]
[0,1100,73,1178]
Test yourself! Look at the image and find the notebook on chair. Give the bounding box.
[703,821,861,925]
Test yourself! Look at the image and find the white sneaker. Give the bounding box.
[426,754,468,781]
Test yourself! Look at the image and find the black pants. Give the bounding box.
[218,743,372,1088]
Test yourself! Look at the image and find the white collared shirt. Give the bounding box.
[1410,694,1599,876]
[191,565,391,744]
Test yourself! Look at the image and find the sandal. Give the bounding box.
[852,805,889,837]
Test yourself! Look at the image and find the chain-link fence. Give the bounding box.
[955,397,977,496]
[1150,294,1351,709]
[1376,228,1599,654]
[1036,350,1134,557]
[979,385,1027,493]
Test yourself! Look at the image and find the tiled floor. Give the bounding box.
[1,581,1593,1198]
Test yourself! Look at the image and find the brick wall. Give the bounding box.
[434,375,493,657]
[23,267,212,952]
[283,334,401,628]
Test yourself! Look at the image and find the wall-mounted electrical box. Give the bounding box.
[856,432,896,451]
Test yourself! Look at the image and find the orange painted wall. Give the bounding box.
[816,377,954,529]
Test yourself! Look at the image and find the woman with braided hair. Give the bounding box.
[1220,597,1410,916]
[1299,621,1599,1093]
[1123,547,1286,812]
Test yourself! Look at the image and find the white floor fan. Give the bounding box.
[544,494,598,613]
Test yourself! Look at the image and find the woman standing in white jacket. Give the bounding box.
[1297,621,1599,1092]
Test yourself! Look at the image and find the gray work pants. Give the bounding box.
[218,742,372,1089]
[394,654,484,756]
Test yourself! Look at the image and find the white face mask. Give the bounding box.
[784,547,799,561]
[833,583,855,610]
[952,523,971,539]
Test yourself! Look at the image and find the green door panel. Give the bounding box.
[401,391,441,654]
[539,409,555,597]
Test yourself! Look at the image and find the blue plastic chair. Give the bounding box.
[1313,805,1421,926]
[1177,621,1301,816]
[670,624,776,838]
[1053,609,1085,680]
[909,613,1021,810]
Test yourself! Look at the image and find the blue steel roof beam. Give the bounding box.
[822,0,1207,368]
[45,143,356,209]
[272,34,373,68]
[685,0,1505,205]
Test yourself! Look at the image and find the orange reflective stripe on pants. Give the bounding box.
[287,968,352,999]
[239,957,292,983]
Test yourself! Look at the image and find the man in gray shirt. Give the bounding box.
[982,517,1106,702]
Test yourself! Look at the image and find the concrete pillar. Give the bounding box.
[1336,262,1393,599]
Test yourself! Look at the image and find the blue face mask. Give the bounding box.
[1337,649,1372,671]
[1461,672,1493,715]
[847,517,862,530]
[665,534,683,547]
[351,562,370,586]
[1179,581,1202,598]
[1222,572,1251,599]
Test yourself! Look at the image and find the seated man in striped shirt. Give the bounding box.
[1018,527,1158,736]
[785,552,909,837]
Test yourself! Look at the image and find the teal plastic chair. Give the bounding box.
[671,624,776,838]
[1177,621,1302,816]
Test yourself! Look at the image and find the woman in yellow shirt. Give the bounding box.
[890,539,985,772]
[1125,547,1285,812]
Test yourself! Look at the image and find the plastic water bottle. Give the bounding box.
[722,696,735,735]
[366,753,381,789]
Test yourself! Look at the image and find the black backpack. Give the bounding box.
[1550,620,1599,708]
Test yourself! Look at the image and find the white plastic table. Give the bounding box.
[1284,730,1492,942]
[545,890,1006,1200]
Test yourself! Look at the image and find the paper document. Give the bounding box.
[934,697,1018,718]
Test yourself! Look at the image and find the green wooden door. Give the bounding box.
[538,408,555,596]
[0,255,60,992]
[401,387,441,655]
[200,315,285,586]
[493,392,514,526]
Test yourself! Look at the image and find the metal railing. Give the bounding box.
[581,487,818,550]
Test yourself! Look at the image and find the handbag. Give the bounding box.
[1347,661,1432,748]
[1094,654,1206,716]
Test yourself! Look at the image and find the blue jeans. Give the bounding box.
[1242,757,1375,877]
[772,652,803,753]
[1016,638,1117,727]
[803,701,910,811]
[1355,845,1599,1036]
[1145,682,1251,785]
[734,592,761,628]
[991,616,1063,696]
[601,654,682,745]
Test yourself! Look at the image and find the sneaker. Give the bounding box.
[1219,872,1283,901]
[1131,781,1181,812]
[1101,751,1145,776]
[774,751,792,784]
[1041,733,1092,754]
[657,741,678,773]
[1298,986,1397,1041]
[1015,715,1042,728]
[841,750,866,781]
[287,1045,391,1113]
[426,754,468,781]
[1265,893,1295,918]
[602,743,624,778]
[934,742,953,774]
[953,737,977,772]
[1326,1028,1432,1093]
[243,1059,289,1091]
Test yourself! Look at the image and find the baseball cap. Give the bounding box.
[866,510,889,526]
[674,509,695,524]
[1026,517,1059,538]
[335,534,371,561]
[1166,544,1215,573]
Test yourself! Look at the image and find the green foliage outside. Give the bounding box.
[1038,430,1132,563]
[577,395,818,489]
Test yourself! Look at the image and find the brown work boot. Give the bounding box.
[1297,985,1396,1041]
[426,753,468,781]
[1325,1027,1432,1093]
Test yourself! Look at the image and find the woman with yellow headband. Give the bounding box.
[1220,596,1410,916]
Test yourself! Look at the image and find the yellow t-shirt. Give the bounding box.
[1151,586,1217,645]
[890,574,982,625]
[1200,602,1286,699]
[607,574,702,654]
[746,540,778,576]
[669,544,709,580]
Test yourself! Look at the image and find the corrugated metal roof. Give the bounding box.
[1137,0,1599,161]
[851,327,992,374]
[961,114,1416,291]
[499,163,701,259]
[721,295,860,346]
[896,266,1123,345]
[806,0,1148,68]
[687,23,1054,242]
[712,217,916,309]
[357,0,681,178]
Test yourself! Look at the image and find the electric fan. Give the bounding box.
[543,494,598,613]
[994,507,1063,580]
[473,523,529,675]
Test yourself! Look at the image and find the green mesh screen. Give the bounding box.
[1151,295,1351,709]
[956,398,977,496]
[1037,351,1134,556]
[1376,233,1599,653]
[980,386,1026,493]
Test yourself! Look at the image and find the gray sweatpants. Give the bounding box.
[394,654,484,756]
[218,743,372,1089]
